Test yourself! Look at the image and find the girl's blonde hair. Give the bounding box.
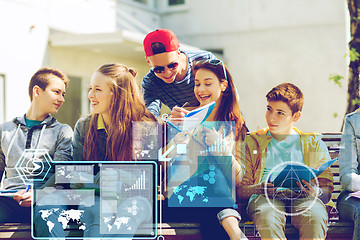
[84,63,157,161]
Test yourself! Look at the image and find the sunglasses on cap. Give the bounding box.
[152,62,179,74]
[196,59,227,81]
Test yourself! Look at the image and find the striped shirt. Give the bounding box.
[141,49,217,117]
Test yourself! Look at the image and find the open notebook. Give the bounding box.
[182,101,215,131]
[272,158,337,191]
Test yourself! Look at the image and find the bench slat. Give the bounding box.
[0,133,352,240]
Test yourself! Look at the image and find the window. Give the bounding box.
[162,0,188,12]
[133,0,147,4]
[168,0,185,6]
[0,74,5,122]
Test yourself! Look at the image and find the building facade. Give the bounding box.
[0,0,347,131]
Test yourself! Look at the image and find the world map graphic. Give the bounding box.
[39,209,85,233]
[172,185,209,205]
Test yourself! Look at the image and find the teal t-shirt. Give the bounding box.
[25,118,43,129]
[249,130,304,204]
[261,130,304,182]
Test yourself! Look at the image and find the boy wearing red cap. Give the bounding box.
[142,29,217,117]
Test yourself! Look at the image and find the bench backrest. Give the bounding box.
[320,133,342,203]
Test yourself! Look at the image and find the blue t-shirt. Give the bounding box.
[25,118,43,129]
[249,130,304,204]
[261,130,304,182]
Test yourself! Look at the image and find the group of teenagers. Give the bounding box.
[0,28,360,240]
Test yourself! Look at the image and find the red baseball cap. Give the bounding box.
[143,29,179,57]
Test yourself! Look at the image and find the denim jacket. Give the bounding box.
[339,110,360,192]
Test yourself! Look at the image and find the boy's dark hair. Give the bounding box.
[28,67,70,101]
[150,42,167,55]
[266,83,303,114]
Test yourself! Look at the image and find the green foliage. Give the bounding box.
[347,48,360,62]
[352,97,360,106]
[329,74,343,87]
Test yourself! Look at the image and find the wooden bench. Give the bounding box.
[0,133,355,239]
[158,133,355,239]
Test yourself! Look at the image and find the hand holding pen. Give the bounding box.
[165,102,190,133]
[14,184,32,207]
[169,102,190,121]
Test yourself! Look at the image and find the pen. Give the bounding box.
[164,102,189,132]
[19,184,31,205]
[181,102,190,108]
[165,102,190,120]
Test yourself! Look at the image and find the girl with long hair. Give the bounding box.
[164,59,248,240]
[72,63,158,238]
[73,63,157,161]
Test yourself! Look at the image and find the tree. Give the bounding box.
[346,0,360,114]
